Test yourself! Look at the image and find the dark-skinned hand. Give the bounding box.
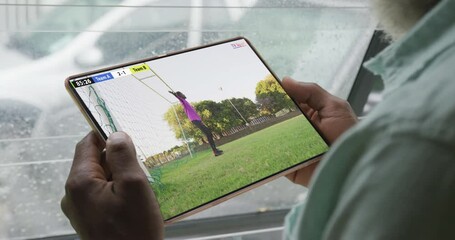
[61,131,163,240]
[282,77,358,186]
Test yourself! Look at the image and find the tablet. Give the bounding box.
[65,37,329,223]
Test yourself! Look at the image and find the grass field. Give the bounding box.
[150,115,328,220]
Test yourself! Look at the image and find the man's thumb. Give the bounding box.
[105,132,145,183]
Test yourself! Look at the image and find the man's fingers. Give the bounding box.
[299,103,314,117]
[105,132,147,186]
[100,150,112,181]
[282,77,333,111]
[285,161,320,187]
[68,131,106,180]
[60,195,70,218]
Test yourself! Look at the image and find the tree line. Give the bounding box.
[163,74,295,144]
[144,74,296,168]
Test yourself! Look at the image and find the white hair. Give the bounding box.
[370,0,440,41]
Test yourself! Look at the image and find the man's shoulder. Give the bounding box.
[362,51,455,145]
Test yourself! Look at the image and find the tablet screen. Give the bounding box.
[68,38,328,221]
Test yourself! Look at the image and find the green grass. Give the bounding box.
[150,115,328,220]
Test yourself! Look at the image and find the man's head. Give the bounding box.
[176,91,186,99]
[370,0,440,41]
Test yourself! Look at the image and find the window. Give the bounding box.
[0,0,373,238]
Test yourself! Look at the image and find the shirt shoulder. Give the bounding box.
[365,43,455,144]
[284,48,455,239]
[285,119,455,240]
[322,132,455,240]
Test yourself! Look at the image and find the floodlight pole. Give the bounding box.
[219,87,250,127]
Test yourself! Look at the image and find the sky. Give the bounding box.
[146,38,270,103]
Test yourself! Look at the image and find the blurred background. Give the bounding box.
[0,0,386,239]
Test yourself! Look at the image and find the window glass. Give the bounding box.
[0,0,374,238]
[8,0,122,58]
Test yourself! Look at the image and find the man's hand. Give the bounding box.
[282,77,358,186]
[61,132,163,240]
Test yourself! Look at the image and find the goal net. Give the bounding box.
[76,67,192,171]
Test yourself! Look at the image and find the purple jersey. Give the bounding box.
[176,95,201,121]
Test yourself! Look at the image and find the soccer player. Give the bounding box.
[169,91,223,156]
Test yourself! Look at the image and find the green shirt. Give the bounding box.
[284,0,455,239]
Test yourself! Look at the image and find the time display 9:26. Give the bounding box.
[72,78,93,88]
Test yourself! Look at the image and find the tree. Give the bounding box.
[163,97,260,143]
[163,104,200,142]
[163,100,221,144]
[195,100,223,137]
[225,98,259,120]
[220,98,259,128]
[255,74,295,115]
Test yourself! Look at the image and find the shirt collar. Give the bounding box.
[364,0,455,95]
